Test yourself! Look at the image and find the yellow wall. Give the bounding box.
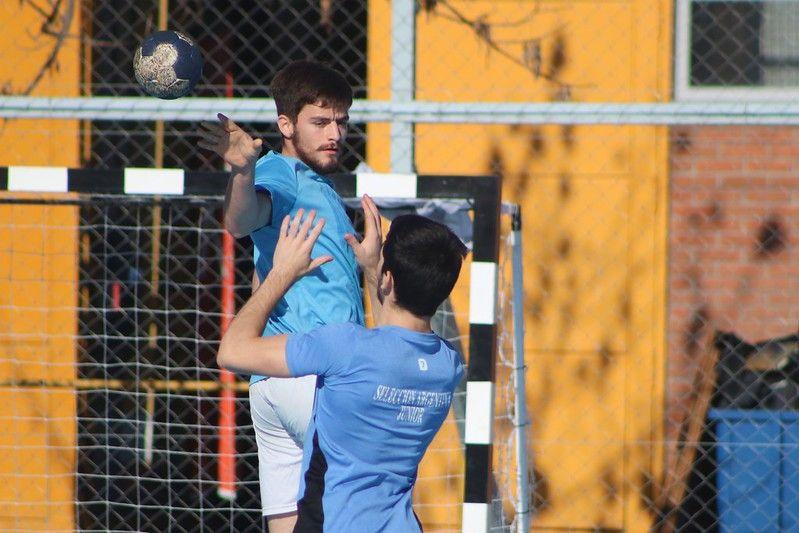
[0,2,81,530]
[369,1,671,530]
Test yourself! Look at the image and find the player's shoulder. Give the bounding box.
[439,336,460,355]
[254,151,297,180]
[327,321,365,332]
[317,321,366,339]
[438,336,466,367]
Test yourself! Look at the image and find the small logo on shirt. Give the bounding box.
[418,358,428,371]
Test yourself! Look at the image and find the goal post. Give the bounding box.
[0,167,526,532]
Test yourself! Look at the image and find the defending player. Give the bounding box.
[198,61,362,532]
[217,198,467,532]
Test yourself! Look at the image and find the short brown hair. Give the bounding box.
[270,61,353,121]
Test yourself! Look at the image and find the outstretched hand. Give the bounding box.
[344,195,382,281]
[271,209,333,283]
[198,113,263,171]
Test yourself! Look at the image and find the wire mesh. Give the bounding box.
[689,1,799,88]
[4,0,799,531]
[659,124,799,532]
[77,197,260,532]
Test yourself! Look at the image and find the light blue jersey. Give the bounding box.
[285,322,465,532]
[249,151,365,385]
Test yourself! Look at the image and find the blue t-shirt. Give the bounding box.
[285,322,465,532]
[249,151,365,384]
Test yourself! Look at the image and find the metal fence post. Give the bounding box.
[390,0,415,173]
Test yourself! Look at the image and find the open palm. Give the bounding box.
[273,209,333,281]
[198,113,262,170]
[345,195,382,278]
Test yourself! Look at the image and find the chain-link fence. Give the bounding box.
[661,122,799,531]
[3,0,799,531]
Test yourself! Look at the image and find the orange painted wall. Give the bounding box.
[0,2,81,530]
[368,1,672,530]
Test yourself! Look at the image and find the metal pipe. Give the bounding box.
[390,0,415,172]
[8,98,799,125]
[509,204,531,533]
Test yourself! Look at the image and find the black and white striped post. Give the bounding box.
[461,178,501,533]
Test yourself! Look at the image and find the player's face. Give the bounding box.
[291,102,349,174]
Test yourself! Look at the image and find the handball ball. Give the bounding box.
[134,30,203,99]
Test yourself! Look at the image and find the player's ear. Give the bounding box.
[276,115,295,139]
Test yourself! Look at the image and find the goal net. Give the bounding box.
[0,172,526,532]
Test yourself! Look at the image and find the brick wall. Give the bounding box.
[667,125,799,445]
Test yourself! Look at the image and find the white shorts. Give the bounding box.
[249,375,316,516]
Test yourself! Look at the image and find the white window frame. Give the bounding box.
[675,0,799,102]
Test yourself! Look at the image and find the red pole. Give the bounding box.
[111,281,121,311]
[218,231,236,500]
[217,70,237,501]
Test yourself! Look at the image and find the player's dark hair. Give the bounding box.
[382,215,468,317]
[270,61,352,121]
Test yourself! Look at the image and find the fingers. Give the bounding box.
[366,195,381,227]
[200,120,221,132]
[300,213,326,252]
[288,208,305,236]
[274,210,330,278]
[299,209,317,238]
[360,197,374,233]
[280,214,290,236]
[286,209,323,245]
[198,121,223,152]
[197,139,217,151]
[361,194,381,237]
[344,233,359,250]
[198,131,217,142]
[197,130,221,146]
[309,215,325,235]
[307,255,334,272]
[362,194,379,225]
[217,113,239,132]
[363,193,377,212]
[199,122,225,144]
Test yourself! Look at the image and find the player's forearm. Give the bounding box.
[217,269,292,376]
[223,164,271,237]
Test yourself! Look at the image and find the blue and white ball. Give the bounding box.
[134,30,203,99]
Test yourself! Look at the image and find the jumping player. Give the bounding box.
[198,61,362,532]
[217,199,467,532]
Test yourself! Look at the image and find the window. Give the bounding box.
[675,0,799,100]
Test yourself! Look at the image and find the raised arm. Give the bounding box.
[345,195,384,323]
[217,209,332,376]
[198,113,271,238]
